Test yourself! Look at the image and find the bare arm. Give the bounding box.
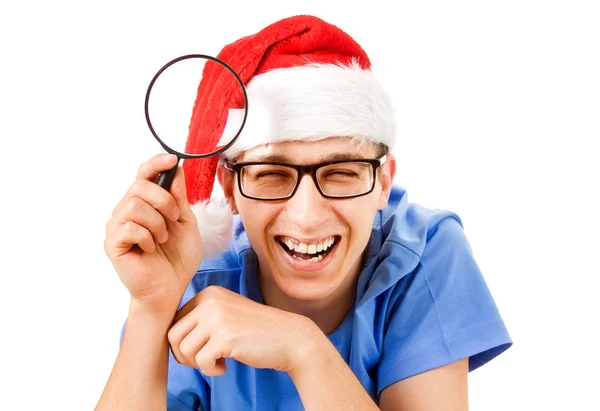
[288,327,379,411]
[288,326,468,411]
[97,154,203,410]
[95,302,176,411]
[379,358,469,411]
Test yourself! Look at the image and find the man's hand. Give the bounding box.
[104,153,203,317]
[168,286,320,376]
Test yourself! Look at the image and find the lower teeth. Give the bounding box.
[292,254,323,262]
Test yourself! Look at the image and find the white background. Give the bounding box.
[1,1,598,409]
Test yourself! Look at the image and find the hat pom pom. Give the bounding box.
[190,198,233,259]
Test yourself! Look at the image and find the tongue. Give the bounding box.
[291,249,315,260]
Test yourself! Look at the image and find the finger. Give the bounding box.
[108,221,155,255]
[128,179,181,222]
[172,325,210,369]
[167,314,199,359]
[113,196,169,245]
[109,154,178,221]
[194,336,228,377]
[168,164,196,223]
[113,179,180,223]
[136,153,179,182]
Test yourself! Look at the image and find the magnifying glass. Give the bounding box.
[144,54,248,190]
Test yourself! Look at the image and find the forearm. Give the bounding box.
[95,301,176,411]
[289,332,379,411]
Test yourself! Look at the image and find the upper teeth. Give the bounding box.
[282,237,336,254]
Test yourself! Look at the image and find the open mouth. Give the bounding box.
[276,235,340,263]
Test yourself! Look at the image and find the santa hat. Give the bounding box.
[183,15,396,258]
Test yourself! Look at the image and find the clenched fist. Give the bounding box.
[168,286,321,376]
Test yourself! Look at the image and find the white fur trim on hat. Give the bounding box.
[218,61,396,159]
[190,198,233,259]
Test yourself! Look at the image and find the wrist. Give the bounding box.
[128,297,180,330]
[286,316,334,376]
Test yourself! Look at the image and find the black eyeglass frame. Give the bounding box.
[223,155,387,201]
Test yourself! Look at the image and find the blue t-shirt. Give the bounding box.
[123,185,512,410]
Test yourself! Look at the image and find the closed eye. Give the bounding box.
[256,171,292,178]
[323,170,359,178]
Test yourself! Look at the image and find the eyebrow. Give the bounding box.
[242,153,369,164]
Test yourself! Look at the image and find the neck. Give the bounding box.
[258,259,362,335]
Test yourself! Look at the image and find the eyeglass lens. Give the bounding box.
[239,162,374,199]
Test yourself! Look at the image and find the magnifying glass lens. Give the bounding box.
[146,56,246,156]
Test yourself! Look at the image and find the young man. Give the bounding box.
[97,15,512,411]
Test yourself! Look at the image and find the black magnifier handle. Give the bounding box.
[157,159,180,191]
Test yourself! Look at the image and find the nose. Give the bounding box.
[284,174,329,230]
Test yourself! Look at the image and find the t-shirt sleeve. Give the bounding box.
[377,216,512,394]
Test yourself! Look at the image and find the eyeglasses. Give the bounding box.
[223,155,386,201]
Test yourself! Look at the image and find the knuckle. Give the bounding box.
[202,297,216,310]
[103,221,118,254]
[203,294,221,310]
[129,180,145,197]
[158,215,168,230]
[179,340,195,360]
[137,161,150,177]
[192,287,226,319]
[166,196,178,214]
[194,357,207,372]
[201,287,228,313]
[204,285,224,297]
[103,237,112,255]
[194,352,210,369]
[123,221,137,234]
[126,197,144,215]
[105,219,112,234]
[216,325,235,344]
[167,327,179,346]
[155,186,170,203]
[210,304,225,324]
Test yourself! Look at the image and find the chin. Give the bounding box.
[274,273,341,302]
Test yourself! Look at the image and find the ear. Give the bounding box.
[217,163,239,214]
[377,153,397,210]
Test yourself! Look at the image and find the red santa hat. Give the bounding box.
[183,15,396,258]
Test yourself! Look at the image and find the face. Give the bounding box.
[218,137,396,302]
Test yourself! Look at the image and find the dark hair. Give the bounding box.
[373,142,389,158]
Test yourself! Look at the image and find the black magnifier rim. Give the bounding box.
[144,54,248,159]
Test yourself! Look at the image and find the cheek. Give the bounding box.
[236,197,277,242]
[335,201,378,241]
